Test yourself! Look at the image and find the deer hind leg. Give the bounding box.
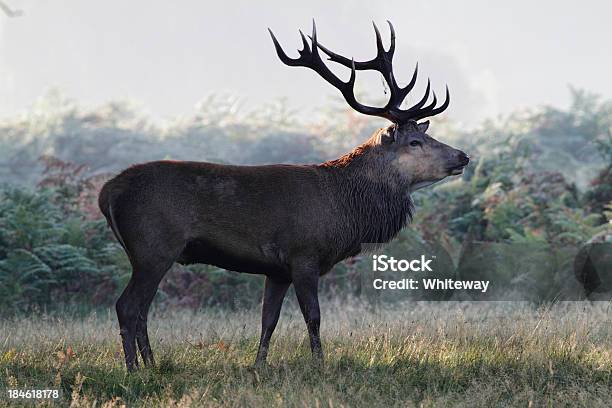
[134,267,169,367]
[114,219,184,371]
[116,278,139,371]
[116,260,173,371]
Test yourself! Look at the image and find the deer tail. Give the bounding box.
[107,202,129,257]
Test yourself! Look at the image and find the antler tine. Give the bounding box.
[370,21,403,109]
[372,21,385,58]
[309,19,317,54]
[298,30,311,54]
[405,79,431,112]
[400,63,418,96]
[421,91,437,112]
[268,28,299,66]
[409,85,450,121]
[382,62,418,114]
[387,20,395,55]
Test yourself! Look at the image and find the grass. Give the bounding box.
[1,300,611,407]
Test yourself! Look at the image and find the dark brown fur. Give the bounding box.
[99,121,468,370]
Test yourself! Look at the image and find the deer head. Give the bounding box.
[269,20,469,191]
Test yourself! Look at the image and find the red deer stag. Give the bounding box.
[98,20,469,371]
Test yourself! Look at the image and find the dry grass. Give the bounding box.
[1,301,611,407]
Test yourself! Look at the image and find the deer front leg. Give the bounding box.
[255,276,290,365]
[292,263,323,362]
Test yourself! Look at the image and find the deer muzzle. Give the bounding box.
[448,151,470,175]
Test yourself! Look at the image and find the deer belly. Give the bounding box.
[177,237,288,278]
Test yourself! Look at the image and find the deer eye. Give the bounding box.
[409,140,422,147]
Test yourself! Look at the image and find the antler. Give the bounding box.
[268,20,449,124]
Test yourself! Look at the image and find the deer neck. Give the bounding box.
[319,144,414,246]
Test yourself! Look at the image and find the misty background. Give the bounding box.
[1,0,611,126]
[0,1,610,312]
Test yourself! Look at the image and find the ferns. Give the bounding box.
[0,186,126,315]
[0,249,52,311]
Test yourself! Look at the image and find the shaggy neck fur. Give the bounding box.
[319,133,414,248]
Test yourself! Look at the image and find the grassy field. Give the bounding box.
[1,300,611,407]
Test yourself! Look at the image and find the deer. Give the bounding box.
[98,20,469,371]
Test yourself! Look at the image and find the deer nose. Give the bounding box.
[457,151,470,166]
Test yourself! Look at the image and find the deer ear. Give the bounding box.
[417,120,430,133]
[380,126,396,144]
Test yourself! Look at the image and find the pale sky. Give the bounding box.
[0,0,610,127]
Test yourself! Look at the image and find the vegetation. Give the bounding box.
[0,89,611,314]
[1,302,610,407]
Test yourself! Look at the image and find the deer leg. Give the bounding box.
[135,271,167,367]
[135,309,153,366]
[116,278,139,371]
[117,260,173,371]
[292,265,323,362]
[255,276,290,365]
